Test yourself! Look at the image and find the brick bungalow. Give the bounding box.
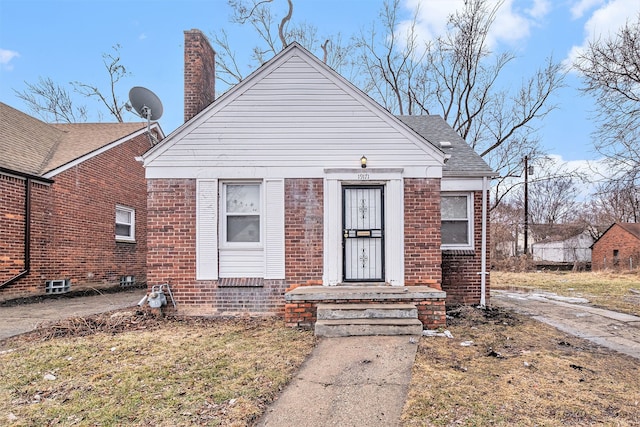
[591,223,640,271]
[0,102,163,300]
[142,30,494,331]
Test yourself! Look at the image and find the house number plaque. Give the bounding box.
[357,173,369,180]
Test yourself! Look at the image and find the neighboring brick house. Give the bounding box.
[0,102,163,300]
[591,223,640,271]
[141,30,494,331]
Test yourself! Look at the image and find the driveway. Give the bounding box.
[0,288,141,342]
[491,289,640,360]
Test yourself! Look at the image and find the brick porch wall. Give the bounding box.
[404,178,442,287]
[441,191,490,306]
[284,298,447,330]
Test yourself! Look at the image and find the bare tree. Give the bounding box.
[72,44,129,122]
[212,0,355,87]
[14,45,129,123]
[590,180,640,224]
[14,77,87,123]
[354,0,566,207]
[574,14,640,192]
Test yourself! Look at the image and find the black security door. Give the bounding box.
[342,186,385,282]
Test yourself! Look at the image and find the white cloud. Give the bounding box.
[526,0,552,20]
[0,48,20,70]
[401,0,550,50]
[569,0,604,20]
[565,0,638,67]
[545,154,609,199]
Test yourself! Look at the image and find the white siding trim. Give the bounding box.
[442,177,485,191]
[196,179,219,280]
[264,179,285,279]
[324,179,342,285]
[385,179,404,286]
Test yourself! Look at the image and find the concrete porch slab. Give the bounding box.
[285,285,446,302]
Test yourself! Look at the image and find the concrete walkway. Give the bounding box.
[256,335,418,427]
[0,288,141,342]
[492,289,640,360]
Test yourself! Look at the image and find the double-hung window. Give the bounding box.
[222,183,262,245]
[115,205,135,242]
[441,194,473,249]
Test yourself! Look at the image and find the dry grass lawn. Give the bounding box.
[0,313,316,426]
[402,306,640,426]
[492,270,640,315]
[2,271,639,426]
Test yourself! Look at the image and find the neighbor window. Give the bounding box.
[115,205,135,242]
[222,183,261,244]
[441,194,473,249]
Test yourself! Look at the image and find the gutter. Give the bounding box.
[0,169,53,289]
[480,176,488,308]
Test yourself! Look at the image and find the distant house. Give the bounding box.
[591,223,640,271]
[0,102,163,300]
[532,231,593,264]
[141,30,494,332]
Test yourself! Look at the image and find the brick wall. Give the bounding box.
[146,178,289,316]
[0,134,149,300]
[184,29,216,123]
[0,175,52,298]
[592,224,640,271]
[284,178,324,286]
[404,178,442,287]
[441,191,490,306]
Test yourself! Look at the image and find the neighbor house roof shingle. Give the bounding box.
[0,102,147,177]
[618,223,640,241]
[396,115,495,178]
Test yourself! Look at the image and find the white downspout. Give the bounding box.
[480,176,488,308]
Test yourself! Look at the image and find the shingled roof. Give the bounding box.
[0,102,147,177]
[618,223,640,241]
[396,115,495,178]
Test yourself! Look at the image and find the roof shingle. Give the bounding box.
[0,102,147,177]
[396,115,494,177]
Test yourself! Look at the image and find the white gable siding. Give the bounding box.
[145,54,443,179]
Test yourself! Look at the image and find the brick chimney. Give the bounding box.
[184,29,216,122]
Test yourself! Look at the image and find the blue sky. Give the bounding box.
[1,0,637,167]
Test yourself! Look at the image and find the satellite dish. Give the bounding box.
[128,86,163,121]
[126,86,163,146]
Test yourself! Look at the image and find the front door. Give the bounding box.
[342,186,385,282]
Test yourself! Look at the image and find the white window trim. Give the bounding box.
[220,181,264,249]
[441,193,474,250]
[115,205,136,242]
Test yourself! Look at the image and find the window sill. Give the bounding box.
[116,238,136,244]
[218,277,264,288]
[442,249,475,256]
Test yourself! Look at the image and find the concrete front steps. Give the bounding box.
[314,303,423,337]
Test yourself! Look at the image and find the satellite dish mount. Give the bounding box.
[126,86,163,146]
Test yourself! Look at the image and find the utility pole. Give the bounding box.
[523,155,530,255]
